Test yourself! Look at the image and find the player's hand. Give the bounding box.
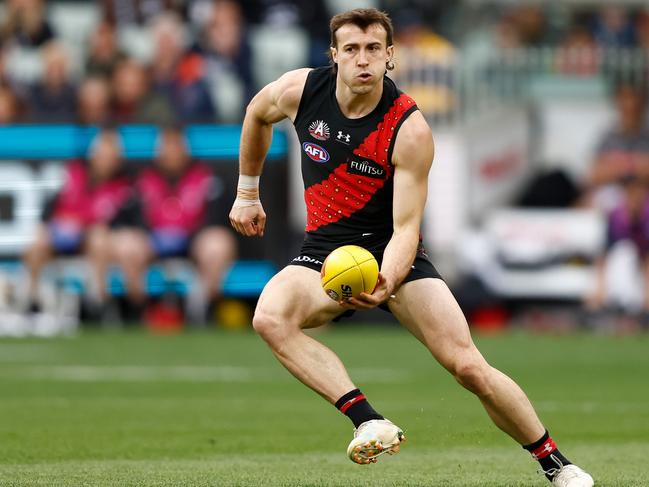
[229,201,266,237]
[339,273,393,310]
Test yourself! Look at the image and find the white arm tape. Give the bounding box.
[232,197,261,208]
[238,175,260,190]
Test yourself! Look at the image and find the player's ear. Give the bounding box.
[386,45,394,71]
[386,45,394,64]
[330,46,338,64]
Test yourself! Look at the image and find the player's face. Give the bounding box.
[331,23,393,96]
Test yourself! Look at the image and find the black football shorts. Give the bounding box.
[288,232,442,286]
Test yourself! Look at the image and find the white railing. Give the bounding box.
[392,46,649,126]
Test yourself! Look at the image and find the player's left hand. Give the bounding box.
[339,273,393,310]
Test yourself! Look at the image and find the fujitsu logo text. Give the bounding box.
[349,160,384,177]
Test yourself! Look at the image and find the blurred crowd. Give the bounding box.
[466,5,649,52]
[4,0,649,329]
[0,0,458,126]
[0,0,261,124]
[23,125,236,324]
[3,1,649,126]
[582,80,649,321]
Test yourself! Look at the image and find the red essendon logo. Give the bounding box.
[303,142,330,163]
[308,120,330,140]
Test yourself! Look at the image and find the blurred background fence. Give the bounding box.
[2,0,649,333]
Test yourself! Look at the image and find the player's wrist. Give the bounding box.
[236,174,261,206]
[378,273,397,296]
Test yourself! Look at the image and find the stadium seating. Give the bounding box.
[0,258,277,299]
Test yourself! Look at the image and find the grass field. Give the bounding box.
[0,326,648,487]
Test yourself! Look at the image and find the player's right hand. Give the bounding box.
[229,201,266,237]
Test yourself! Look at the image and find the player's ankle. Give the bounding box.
[523,430,572,481]
[335,389,384,428]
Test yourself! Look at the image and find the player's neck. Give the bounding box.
[335,78,384,119]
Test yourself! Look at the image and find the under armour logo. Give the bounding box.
[336,131,351,144]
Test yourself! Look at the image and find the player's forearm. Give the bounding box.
[380,229,420,293]
[235,116,273,204]
[239,113,273,177]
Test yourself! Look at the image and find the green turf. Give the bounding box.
[0,327,648,486]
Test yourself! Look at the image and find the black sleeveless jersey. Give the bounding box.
[293,67,419,249]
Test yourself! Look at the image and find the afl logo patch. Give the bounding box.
[308,120,330,140]
[303,142,330,163]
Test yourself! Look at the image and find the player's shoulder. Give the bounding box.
[392,110,434,166]
[257,68,312,121]
[276,67,313,86]
[397,110,432,144]
[265,68,320,122]
[272,68,312,104]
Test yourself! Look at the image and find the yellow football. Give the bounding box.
[321,245,379,302]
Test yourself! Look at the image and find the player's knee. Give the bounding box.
[453,360,493,397]
[252,311,280,342]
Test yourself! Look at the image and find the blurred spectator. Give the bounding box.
[27,42,77,122]
[240,0,331,67]
[23,128,131,315]
[101,0,185,27]
[554,24,599,76]
[150,12,215,122]
[495,16,524,50]
[199,0,254,121]
[585,177,649,317]
[0,0,54,48]
[0,43,10,84]
[587,82,649,210]
[636,11,649,50]
[111,58,173,124]
[77,77,111,126]
[391,11,455,120]
[85,20,128,79]
[381,0,456,38]
[0,84,24,124]
[592,6,635,49]
[510,6,551,48]
[111,126,236,322]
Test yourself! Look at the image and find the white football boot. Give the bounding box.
[346,419,405,464]
[545,456,594,487]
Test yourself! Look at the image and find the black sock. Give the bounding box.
[523,430,572,481]
[335,389,383,428]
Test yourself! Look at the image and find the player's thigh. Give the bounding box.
[255,265,343,330]
[388,278,481,372]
